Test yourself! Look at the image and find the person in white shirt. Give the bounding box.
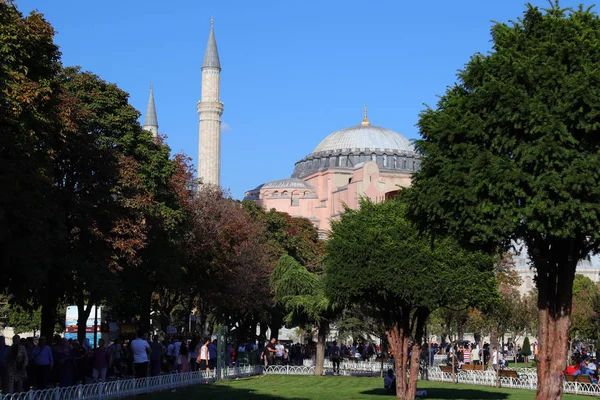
[471,345,480,365]
[275,341,284,365]
[130,332,151,378]
[196,337,210,371]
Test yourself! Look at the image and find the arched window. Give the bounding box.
[383,154,388,167]
[403,159,407,169]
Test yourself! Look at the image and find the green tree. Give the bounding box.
[8,305,41,336]
[405,4,600,398]
[522,336,532,364]
[271,254,334,376]
[325,199,495,400]
[570,274,600,343]
[0,1,63,338]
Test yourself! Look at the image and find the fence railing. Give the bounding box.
[274,362,600,397]
[0,365,262,400]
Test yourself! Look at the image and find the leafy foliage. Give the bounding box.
[403,3,600,397]
[522,337,532,357]
[325,197,495,399]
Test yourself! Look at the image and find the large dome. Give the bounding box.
[312,124,414,154]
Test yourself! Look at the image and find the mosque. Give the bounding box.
[243,105,421,234]
[141,21,600,295]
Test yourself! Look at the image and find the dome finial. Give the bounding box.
[361,104,370,126]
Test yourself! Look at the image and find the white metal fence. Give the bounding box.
[286,361,600,397]
[0,365,262,400]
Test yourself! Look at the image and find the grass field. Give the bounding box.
[145,375,600,400]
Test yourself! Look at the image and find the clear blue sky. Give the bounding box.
[16,0,587,199]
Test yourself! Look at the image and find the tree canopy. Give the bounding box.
[325,198,495,400]
[404,4,600,398]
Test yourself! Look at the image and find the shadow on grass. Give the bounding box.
[361,388,511,399]
[147,381,310,400]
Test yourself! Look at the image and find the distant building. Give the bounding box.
[513,246,600,294]
[244,106,420,234]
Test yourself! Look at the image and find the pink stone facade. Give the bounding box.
[245,118,419,234]
[245,161,413,233]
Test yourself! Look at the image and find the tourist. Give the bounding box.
[149,336,163,377]
[471,345,480,365]
[226,343,234,367]
[275,340,284,365]
[384,368,396,395]
[208,340,217,370]
[92,339,110,382]
[131,331,151,379]
[0,336,7,390]
[197,338,210,371]
[53,338,74,387]
[31,336,53,389]
[463,344,471,365]
[330,340,341,375]
[71,340,87,384]
[108,339,122,378]
[189,338,199,371]
[5,335,27,393]
[166,338,175,371]
[179,342,190,373]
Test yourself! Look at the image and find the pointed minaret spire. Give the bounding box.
[143,84,159,137]
[202,18,221,70]
[198,19,224,187]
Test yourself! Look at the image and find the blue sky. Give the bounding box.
[16,0,587,199]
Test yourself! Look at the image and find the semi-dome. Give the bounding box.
[313,125,414,154]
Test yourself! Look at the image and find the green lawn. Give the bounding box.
[145,375,600,400]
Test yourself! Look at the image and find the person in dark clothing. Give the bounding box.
[149,336,163,377]
[208,340,218,370]
[330,340,341,375]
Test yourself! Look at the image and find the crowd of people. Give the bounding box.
[0,331,239,394]
[564,345,599,383]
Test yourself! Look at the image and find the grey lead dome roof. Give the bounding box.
[312,125,414,154]
[259,178,313,190]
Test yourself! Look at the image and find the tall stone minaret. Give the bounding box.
[143,84,159,138]
[198,19,223,187]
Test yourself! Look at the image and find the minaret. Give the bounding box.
[197,19,224,187]
[143,84,159,137]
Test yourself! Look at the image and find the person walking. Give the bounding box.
[208,340,217,371]
[197,338,210,372]
[5,335,27,393]
[130,332,151,379]
[92,339,111,382]
[330,340,341,375]
[179,342,190,373]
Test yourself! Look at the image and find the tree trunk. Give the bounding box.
[259,323,268,345]
[139,292,152,335]
[386,319,410,400]
[407,310,427,400]
[40,291,58,340]
[76,301,94,344]
[532,239,577,400]
[314,322,327,376]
